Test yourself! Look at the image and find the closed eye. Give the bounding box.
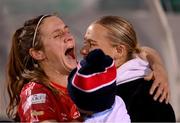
[90,41,97,47]
[54,34,61,38]
[53,32,64,39]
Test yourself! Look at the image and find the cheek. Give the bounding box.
[90,46,97,51]
[101,45,114,56]
[46,43,64,58]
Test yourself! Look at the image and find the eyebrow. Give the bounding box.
[84,37,97,43]
[52,25,69,34]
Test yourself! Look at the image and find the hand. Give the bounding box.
[139,46,170,104]
[144,65,169,104]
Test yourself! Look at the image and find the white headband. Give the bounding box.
[32,15,50,47]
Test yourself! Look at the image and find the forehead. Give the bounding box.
[85,24,108,40]
[39,16,66,35]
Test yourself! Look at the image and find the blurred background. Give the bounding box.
[0,0,180,121]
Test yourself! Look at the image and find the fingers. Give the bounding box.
[153,83,163,101]
[151,81,170,104]
[144,72,154,81]
[159,89,167,103]
[166,92,170,104]
[158,82,170,104]
[149,79,159,95]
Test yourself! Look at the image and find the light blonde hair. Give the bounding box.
[94,16,140,60]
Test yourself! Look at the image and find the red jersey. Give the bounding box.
[18,82,80,122]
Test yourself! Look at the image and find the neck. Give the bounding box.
[41,63,69,88]
[115,55,134,68]
[48,71,68,87]
[115,59,126,69]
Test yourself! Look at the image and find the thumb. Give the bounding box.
[144,71,154,81]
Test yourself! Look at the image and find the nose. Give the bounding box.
[64,33,74,43]
[80,45,90,58]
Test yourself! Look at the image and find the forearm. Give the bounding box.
[140,46,165,70]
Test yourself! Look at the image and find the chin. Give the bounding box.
[62,60,77,74]
[67,63,77,70]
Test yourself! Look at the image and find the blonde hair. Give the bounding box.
[94,16,140,59]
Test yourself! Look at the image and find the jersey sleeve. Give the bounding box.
[18,83,59,122]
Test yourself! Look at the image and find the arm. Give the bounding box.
[138,46,169,104]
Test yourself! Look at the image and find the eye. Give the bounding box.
[53,32,64,39]
[54,34,61,38]
[89,41,97,47]
[83,41,89,46]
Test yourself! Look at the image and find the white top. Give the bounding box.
[84,96,131,123]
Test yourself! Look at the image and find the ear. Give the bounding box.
[29,48,46,61]
[115,44,127,58]
[114,44,128,68]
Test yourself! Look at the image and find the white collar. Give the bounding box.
[116,57,151,85]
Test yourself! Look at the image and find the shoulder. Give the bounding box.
[116,78,153,105]
[19,82,55,108]
[22,82,47,90]
[20,82,51,96]
[18,82,59,121]
[117,78,152,94]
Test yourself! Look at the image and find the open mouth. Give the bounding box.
[65,47,75,59]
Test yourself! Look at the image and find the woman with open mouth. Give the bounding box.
[6,14,80,122]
